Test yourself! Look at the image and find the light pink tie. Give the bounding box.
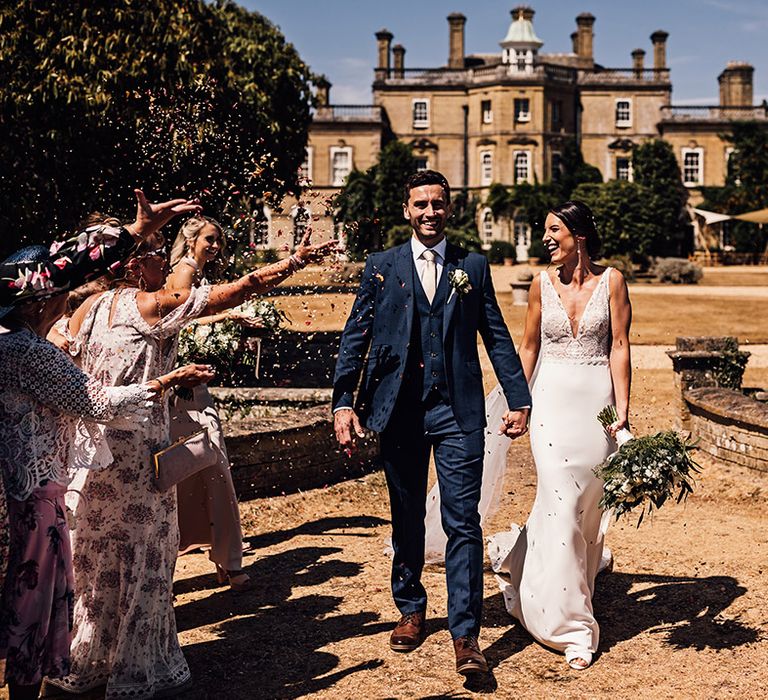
[421,249,437,303]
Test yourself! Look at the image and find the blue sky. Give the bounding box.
[244,0,768,105]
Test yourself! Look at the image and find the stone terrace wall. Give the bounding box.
[210,389,380,500]
[685,387,768,473]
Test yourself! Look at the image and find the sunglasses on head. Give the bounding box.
[137,247,166,261]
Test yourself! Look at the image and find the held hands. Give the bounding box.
[498,408,530,439]
[294,230,337,266]
[334,408,366,454]
[126,189,203,240]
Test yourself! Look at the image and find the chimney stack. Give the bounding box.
[447,12,466,69]
[392,44,406,79]
[315,76,331,106]
[719,61,754,107]
[375,28,393,79]
[631,48,645,77]
[575,13,595,66]
[650,30,669,70]
[570,31,578,54]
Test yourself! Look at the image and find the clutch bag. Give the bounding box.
[153,428,217,492]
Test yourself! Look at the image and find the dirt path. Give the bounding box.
[167,367,767,699]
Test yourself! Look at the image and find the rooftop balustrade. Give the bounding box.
[660,105,768,122]
[313,105,384,122]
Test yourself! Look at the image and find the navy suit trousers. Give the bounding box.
[380,392,485,639]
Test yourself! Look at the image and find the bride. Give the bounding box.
[422,201,631,667]
[486,200,632,670]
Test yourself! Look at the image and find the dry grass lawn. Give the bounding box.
[162,366,768,700]
[272,289,768,345]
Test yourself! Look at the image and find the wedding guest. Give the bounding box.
[487,200,632,670]
[0,192,203,700]
[0,246,212,700]
[166,216,253,591]
[50,229,334,699]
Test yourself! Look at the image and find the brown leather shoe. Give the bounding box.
[454,635,489,675]
[389,611,426,652]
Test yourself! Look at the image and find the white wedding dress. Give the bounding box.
[486,268,616,666]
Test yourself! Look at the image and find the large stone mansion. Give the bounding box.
[267,6,766,259]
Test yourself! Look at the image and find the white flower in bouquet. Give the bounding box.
[594,405,701,525]
[237,299,290,331]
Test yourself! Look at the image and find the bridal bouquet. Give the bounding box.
[237,298,290,331]
[594,406,701,525]
[177,300,289,384]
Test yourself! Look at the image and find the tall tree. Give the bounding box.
[336,140,416,256]
[632,139,691,256]
[557,137,603,199]
[0,0,315,255]
[700,122,768,254]
[572,180,657,259]
[335,168,377,259]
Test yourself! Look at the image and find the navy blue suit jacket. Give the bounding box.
[333,241,531,433]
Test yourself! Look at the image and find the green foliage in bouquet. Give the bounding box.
[177,300,288,385]
[595,406,701,526]
[177,319,243,386]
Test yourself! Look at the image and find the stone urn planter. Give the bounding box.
[510,268,534,306]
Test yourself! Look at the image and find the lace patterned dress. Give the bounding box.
[487,269,616,666]
[0,327,153,686]
[49,285,210,699]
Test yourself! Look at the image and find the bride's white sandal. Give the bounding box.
[566,651,592,670]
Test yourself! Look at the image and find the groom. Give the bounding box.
[333,170,530,674]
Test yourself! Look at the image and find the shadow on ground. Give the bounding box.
[597,571,760,652]
[174,516,391,699]
[478,570,759,673]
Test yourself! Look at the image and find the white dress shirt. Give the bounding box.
[411,236,447,295]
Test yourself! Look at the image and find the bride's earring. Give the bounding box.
[138,270,148,292]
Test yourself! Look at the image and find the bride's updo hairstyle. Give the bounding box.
[169,215,226,270]
[549,200,601,259]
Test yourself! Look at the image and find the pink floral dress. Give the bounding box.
[0,327,154,687]
[49,286,210,700]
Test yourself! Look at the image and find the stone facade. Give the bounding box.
[265,6,766,256]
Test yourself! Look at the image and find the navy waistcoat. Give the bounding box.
[405,257,450,402]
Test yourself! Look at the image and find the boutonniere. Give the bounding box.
[448,269,472,297]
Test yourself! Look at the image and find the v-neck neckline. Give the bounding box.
[544,269,610,340]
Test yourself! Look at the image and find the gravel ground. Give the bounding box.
[161,366,767,700]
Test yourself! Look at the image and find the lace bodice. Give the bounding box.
[539,269,612,366]
[0,328,154,500]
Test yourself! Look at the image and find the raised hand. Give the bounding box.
[334,407,366,453]
[126,189,202,240]
[170,363,216,388]
[293,230,337,266]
